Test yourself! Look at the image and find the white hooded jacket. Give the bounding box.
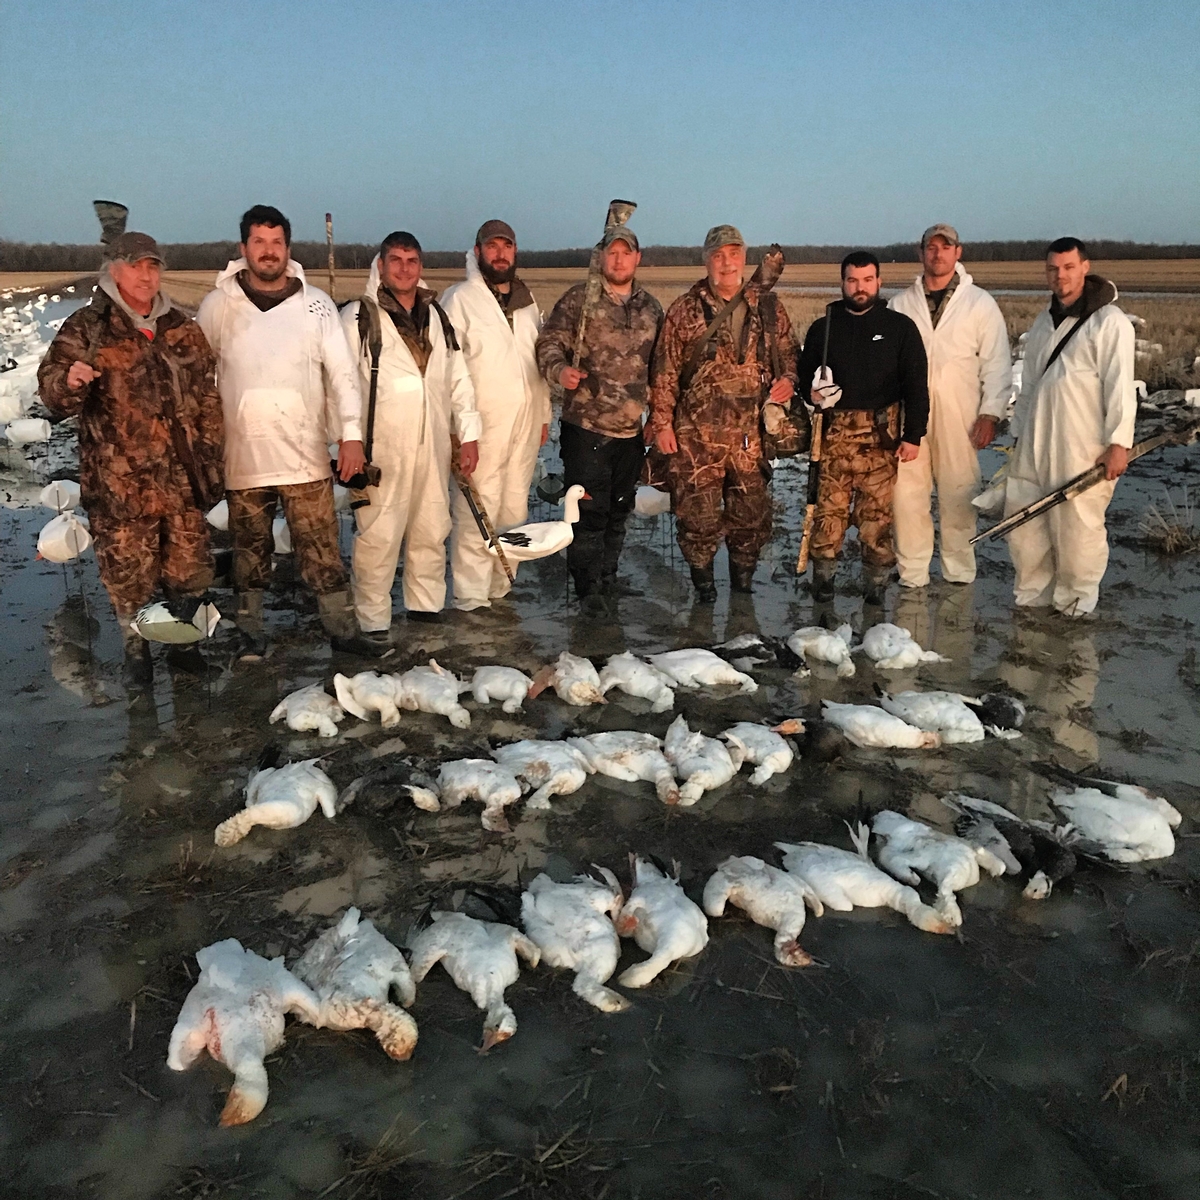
[197,259,363,491]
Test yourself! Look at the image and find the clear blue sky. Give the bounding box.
[2,0,1197,250]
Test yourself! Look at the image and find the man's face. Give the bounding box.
[842,264,881,311]
[706,242,746,294]
[922,236,962,281]
[476,236,516,285]
[109,257,161,313]
[601,238,640,288]
[381,245,423,296]
[241,224,289,283]
[1046,249,1089,304]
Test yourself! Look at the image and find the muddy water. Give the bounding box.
[1,429,1199,1200]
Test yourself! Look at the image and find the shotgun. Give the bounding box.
[325,212,336,299]
[796,302,835,574]
[571,199,637,369]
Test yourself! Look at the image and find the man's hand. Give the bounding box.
[67,360,100,390]
[897,441,920,463]
[459,440,479,477]
[540,423,549,447]
[1098,443,1128,481]
[337,439,367,482]
[655,427,678,455]
[769,377,794,405]
[970,415,997,450]
[559,366,587,391]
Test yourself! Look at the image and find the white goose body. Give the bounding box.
[567,730,680,805]
[860,623,949,671]
[663,714,741,804]
[395,660,471,728]
[334,671,402,728]
[821,701,941,750]
[787,625,856,678]
[720,722,794,784]
[408,911,540,1051]
[269,685,346,739]
[470,665,534,713]
[490,739,594,809]
[871,810,1007,926]
[521,869,630,1012]
[436,759,525,832]
[487,483,587,560]
[1051,784,1180,862]
[530,651,607,706]
[703,855,823,966]
[215,760,338,847]
[167,939,320,1126]
[616,857,709,987]
[598,651,676,712]
[292,908,418,1061]
[647,648,758,694]
[876,688,985,744]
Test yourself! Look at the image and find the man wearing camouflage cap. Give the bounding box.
[648,224,797,601]
[39,233,225,680]
[536,225,663,616]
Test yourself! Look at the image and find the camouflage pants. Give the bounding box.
[228,479,346,596]
[89,508,213,618]
[810,409,897,568]
[669,421,771,570]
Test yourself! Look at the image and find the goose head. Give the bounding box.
[561,484,591,524]
[480,1004,517,1053]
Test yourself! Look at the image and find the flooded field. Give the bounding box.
[2,369,1200,1200]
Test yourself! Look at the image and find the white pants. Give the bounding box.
[894,400,981,587]
[1004,476,1116,616]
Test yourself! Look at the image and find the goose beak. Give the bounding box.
[771,719,805,735]
[582,492,593,500]
[479,1027,512,1054]
[526,665,555,699]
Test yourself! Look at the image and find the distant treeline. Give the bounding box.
[4,238,1199,272]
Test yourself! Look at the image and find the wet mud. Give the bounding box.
[1,422,1199,1199]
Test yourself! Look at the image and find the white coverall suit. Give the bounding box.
[340,259,482,628]
[439,253,550,610]
[1004,286,1136,615]
[889,265,1012,586]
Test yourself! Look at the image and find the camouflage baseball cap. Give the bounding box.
[601,226,639,251]
[476,219,516,246]
[105,231,165,265]
[921,223,961,247]
[703,224,745,254]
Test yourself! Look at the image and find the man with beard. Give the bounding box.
[197,205,387,658]
[440,220,550,611]
[535,226,663,616]
[795,251,929,604]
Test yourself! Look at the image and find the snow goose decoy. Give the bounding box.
[528,650,607,706]
[269,684,346,739]
[720,722,794,784]
[647,648,758,694]
[491,739,594,809]
[567,730,680,805]
[787,624,856,678]
[820,701,941,750]
[859,623,949,671]
[214,748,338,846]
[470,665,534,714]
[873,685,985,745]
[663,714,741,804]
[436,758,526,832]
[615,856,709,987]
[598,651,676,712]
[486,483,589,561]
[130,595,221,644]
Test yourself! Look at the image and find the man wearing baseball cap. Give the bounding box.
[648,224,797,602]
[535,225,663,616]
[39,233,225,681]
[888,224,1011,587]
[440,220,550,610]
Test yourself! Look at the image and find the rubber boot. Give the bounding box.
[811,559,836,602]
[600,572,642,598]
[319,590,394,659]
[235,589,268,661]
[729,561,756,594]
[689,565,717,605]
[573,570,611,619]
[863,564,893,607]
[117,613,153,688]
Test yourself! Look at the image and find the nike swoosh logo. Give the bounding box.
[872,334,884,341]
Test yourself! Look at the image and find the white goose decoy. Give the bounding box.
[820,701,941,750]
[871,810,1007,927]
[597,651,676,713]
[1049,782,1180,862]
[214,755,339,847]
[787,625,856,678]
[703,855,824,966]
[269,684,346,739]
[293,908,418,1061]
[567,731,680,805]
[776,826,953,935]
[720,722,794,785]
[486,483,589,561]
[167,939,321,1126]
[528,650,607,706]
[395,660,471,728]
[859,623,950,671]
[470,665,534,714]
[874,687,985,745]
[334,671,403,728]
[616,856,709,987]
[521,868,630,1012]
[647,648,758,694]
[408,911,540,1051]
[436,759,525,832]
[663,714,741,805]
[491,739,594,809]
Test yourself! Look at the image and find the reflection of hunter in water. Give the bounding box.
[44,594,111,707]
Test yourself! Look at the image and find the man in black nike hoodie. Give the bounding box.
[796,251,929,603]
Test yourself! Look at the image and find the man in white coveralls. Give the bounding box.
[339,231,481,632]
[440,220,550,611]
[1003,237,1135,616]
[889,223,1011,587]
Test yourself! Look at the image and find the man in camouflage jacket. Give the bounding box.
[536,226,663,616]
[38,233,224,672]
[647,225,798,601]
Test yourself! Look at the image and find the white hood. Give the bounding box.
[464,248,482,283]
[363,254,429,304]
[214,257,307,295]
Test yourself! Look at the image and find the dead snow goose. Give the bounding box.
[597,651,676,712]
[615,856,709,987]
[647,648,757,694]
[859,623,949,671]
[720,722,794,784]
[663,714,741,804]
[269,684,345,739]
[470,665,534,713]
[567,730,680,805]
[528,650,607,706]
[873,685,985,744]
[820,701,941,750]
[787,624,856,678]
